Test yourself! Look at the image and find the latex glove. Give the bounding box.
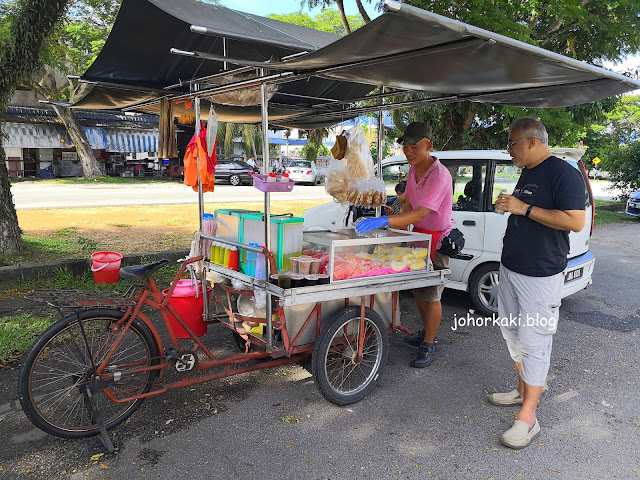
[356,216,389,233]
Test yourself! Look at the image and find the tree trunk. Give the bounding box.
[51,104,102,177]
[335,0,351,34]
[354,0,371,23]
[0,139,22,256]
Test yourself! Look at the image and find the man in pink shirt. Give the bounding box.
[356,122,453,367]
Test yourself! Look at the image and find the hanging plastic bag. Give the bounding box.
[325,124,386,207]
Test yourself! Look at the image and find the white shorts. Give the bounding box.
[498,265,564,387]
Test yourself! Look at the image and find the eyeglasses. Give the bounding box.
[506,137,533,149]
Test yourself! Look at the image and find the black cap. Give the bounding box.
[397,122,433,144]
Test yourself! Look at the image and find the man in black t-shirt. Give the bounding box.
[489,117,585,449]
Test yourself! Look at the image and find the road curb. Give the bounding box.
[0,249,189,291]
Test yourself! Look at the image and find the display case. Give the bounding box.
[302,228,432,283]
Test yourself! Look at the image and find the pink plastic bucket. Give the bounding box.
[91,251,122,284]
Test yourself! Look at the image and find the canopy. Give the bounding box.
[75,0,640,129]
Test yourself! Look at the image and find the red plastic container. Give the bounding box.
[91,251,122,284]
[163,280,210,339]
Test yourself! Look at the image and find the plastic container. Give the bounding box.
[253,174,295,192]
[91,251,122,284]
[246,242,260,277]
[317,274,330,285]
[255,245,267,279]
[298,257,312,275]
[289,257,300,273]
[163,279,210,338]
[290,274,304,288]
[228,247,239,271]
[240,213,304,271]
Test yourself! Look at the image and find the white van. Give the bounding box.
[302,149,595,316]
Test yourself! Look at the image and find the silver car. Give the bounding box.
[285,160,323,185]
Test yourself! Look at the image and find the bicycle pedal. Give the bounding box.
[163,346,179,362]
[175,353,197,372]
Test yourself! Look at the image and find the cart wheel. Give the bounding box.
[312,306,388,405]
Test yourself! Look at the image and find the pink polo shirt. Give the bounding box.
[405,156,453,240]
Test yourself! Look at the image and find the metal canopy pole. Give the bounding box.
[376,87,385,217]
[260,76,273,352]
[194,92,209,321]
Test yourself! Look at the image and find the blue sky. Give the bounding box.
[217,0,379,18]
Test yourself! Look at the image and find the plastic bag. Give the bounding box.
[325,124,386,207]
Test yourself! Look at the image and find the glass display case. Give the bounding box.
[302,228,432,283]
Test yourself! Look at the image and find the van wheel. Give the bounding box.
[469,263,500,317]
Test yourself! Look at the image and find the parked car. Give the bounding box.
[285,160,323,185]
[588,167,611,180]
[626,190,640,218]
[302,149,595,316]
[214,160,254,186]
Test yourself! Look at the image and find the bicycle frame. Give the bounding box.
[92,257,308,404]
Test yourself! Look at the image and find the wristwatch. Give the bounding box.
[525,204,533,217]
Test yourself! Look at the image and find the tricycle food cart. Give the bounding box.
[18,0,640,452]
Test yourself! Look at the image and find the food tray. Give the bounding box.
[252,174,295,192]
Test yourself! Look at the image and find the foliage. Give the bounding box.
[607,140,640,198]
[268,9,364,35]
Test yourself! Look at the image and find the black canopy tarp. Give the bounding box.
[74,0,640,128]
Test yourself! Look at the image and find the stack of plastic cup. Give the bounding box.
[202,213,216,260]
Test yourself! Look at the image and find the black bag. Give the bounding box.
[438,228,465,257]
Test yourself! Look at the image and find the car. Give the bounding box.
[214,160,254,186]
[302,149,595,316]
[588,167,611,180]
[285,160,323,185]
[626,190,640,218]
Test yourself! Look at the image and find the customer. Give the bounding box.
[490,117,585,449]
[386,181,407,214]
[356,122,453,368]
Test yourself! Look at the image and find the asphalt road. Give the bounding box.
[0,222,638,479]
[10,182,334,210]
[10,180,624,210]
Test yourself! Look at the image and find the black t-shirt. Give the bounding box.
[501,155,586,277]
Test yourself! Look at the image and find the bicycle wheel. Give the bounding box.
[312,306,388,405]
[18,309,159,439]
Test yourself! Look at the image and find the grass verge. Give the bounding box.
[0,314,54,364]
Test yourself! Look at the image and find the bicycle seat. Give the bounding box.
[120,260,169,281]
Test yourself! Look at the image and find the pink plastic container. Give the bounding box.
[163,279,211,339]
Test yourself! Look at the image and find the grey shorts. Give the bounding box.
[498,265,564,387]
[413,251,449,302]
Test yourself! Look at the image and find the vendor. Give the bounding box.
[356,122,453,368]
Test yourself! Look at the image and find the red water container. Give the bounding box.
[162,280,210,339]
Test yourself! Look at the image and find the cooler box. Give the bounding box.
[240,213,303,272]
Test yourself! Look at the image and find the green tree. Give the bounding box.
[298,0,377,33]
[0,0,70,256]
[17,0,122,178]
[607,141,640,198]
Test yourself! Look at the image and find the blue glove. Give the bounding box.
[355,216,389,233]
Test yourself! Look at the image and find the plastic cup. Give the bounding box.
[290,274,304,288]
[495,189,508,214]
[289,257,300,273]
[269,274,279,285]
[317,274,330,285]
[304,274,318,286]
[310,258,321,274]
[278,272,292,289]
[299,258,312,275]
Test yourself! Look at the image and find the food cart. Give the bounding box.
[21,0,640,449]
